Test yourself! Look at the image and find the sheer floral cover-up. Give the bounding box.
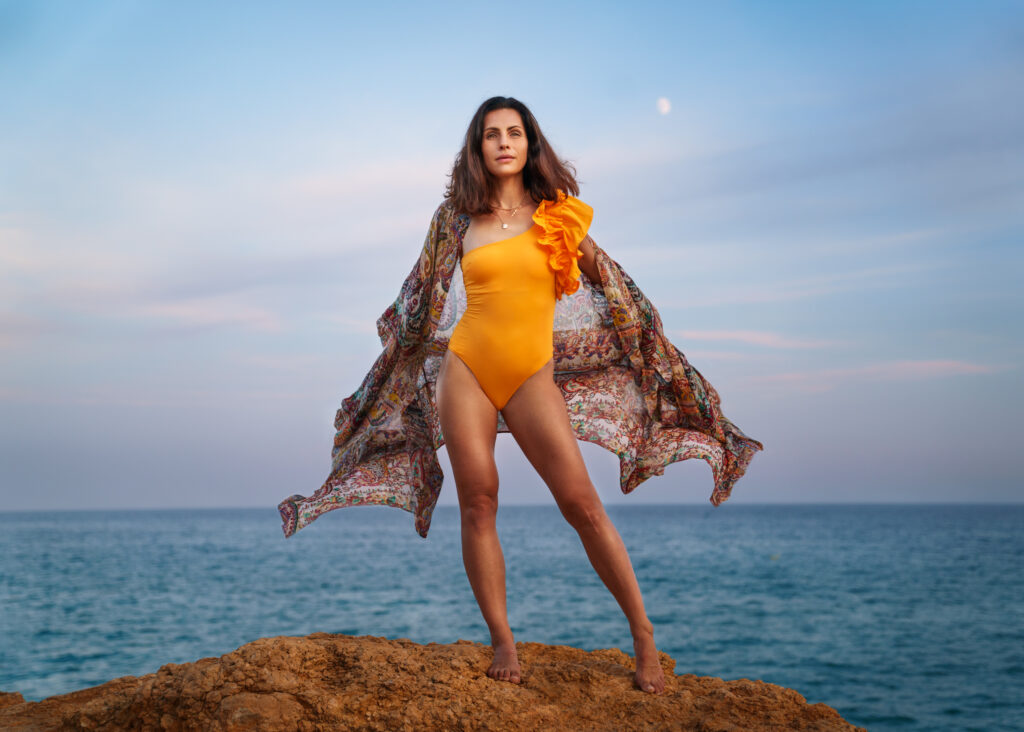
[278,193,764,539]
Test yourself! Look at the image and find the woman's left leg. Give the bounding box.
[500,360,667,694]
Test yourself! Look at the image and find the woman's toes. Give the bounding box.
[635,666,666,694]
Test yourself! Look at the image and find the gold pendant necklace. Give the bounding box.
[493,193,527,229]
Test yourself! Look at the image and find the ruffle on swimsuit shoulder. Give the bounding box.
[532,189,595,300]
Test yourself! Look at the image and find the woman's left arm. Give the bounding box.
[577,234,601,285]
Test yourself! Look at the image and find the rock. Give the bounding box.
[0,633,865,731]
[0,692,26,710]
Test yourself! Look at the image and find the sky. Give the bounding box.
[1,0,1022,516]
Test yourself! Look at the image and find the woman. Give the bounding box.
[278,96,764,695]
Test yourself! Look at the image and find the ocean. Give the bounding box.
[1,504,1021,731]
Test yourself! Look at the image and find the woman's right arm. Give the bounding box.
[577,234,601,284]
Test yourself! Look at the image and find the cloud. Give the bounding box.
[673,348,771,362]
[679,60,1024,209]
[321,314,381,336]
[278,155,450,201]
[234,352,339,371]
[669,329,848,349]
[128,295,284,333]
[0,311,68,348]
[0,152,454,342]
[754,359,1007,394]
[0,384,324,408]
[657,259,950,309]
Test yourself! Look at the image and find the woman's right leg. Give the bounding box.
[436,349,521,684]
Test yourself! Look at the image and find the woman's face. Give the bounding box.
[480,108,528,180]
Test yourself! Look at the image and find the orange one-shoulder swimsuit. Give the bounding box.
[447,192,593,411]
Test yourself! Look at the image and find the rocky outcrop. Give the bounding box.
[0,633,864,731]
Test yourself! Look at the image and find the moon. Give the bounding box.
[656,97,671,115]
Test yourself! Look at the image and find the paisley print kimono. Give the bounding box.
[278,199,764,539]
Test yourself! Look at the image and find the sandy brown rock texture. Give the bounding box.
[0,632,865,731]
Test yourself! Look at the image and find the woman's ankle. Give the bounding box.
[630,617,655,638]
[489,631,516,648]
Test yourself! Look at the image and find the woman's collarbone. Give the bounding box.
[462,212,536,255]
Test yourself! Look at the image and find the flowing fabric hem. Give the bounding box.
[278,491,415,539]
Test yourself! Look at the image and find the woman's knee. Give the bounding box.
[458,485,499,529]
[558,492,608,533]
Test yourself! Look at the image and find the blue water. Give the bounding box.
[1,504,1021,731]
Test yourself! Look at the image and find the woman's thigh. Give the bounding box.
[436,350,500,507]
[499,360,595,506]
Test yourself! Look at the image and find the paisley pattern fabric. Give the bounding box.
[278,199,764,539]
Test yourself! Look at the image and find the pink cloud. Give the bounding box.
[670,329,848,349]
[755,359,1006,393]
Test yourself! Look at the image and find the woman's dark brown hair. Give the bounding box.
[444,96,579,216]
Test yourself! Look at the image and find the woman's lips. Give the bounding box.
[497,156,514,162]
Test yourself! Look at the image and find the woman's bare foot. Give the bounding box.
[487,641,522,684]
[632,622,666,693]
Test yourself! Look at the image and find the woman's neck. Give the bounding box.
[490,178,528,209]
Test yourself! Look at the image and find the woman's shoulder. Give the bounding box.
[426,199,460,231]
[423,200,470,248]
[431,199,471,223]
[535,189,593,231]
[561,191,590,207]
[431,199,453,219]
